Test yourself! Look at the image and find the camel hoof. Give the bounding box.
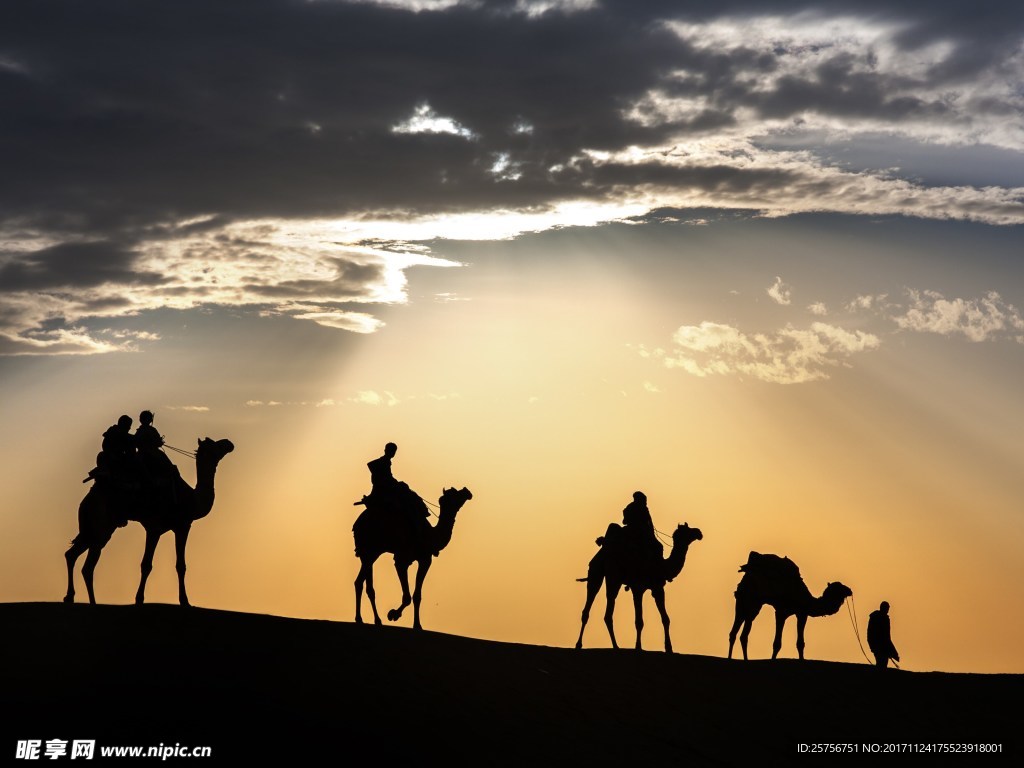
[374,618,382,626]
[63,595,74,604]
[575,642,582,650]
[387,609,401,622]
[355,615,363,624]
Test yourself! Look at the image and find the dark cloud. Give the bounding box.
[1,0,1022,356]
[589,161,805,195]
[755,59,949,122]
[0,0,678,235]
[3,0,1019,244]
[0,241,164,290]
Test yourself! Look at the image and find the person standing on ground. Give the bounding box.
[867,601,900,668]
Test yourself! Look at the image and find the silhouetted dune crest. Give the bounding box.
[1,603,1018,765]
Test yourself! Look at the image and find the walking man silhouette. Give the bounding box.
[867,601,900,668]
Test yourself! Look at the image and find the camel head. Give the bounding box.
[824,581,853,602]
[439,486,473,512]
[672,522,703,546]
[197,437,235,466]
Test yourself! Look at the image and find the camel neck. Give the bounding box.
[810,590,845,618]
[429,505,457,551]
[663,539,691,581]
[191,459,217,520]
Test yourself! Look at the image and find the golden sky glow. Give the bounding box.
[5,216,1024,673]
[2,0,1024,674]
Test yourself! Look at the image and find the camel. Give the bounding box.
[64,438,235,607]
[727,551,852,661]
[575,522,703,653]
[353,486,473,630]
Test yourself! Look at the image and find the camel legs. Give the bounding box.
[379,557,432,629]
[354,556,383,625]
[174,526,191,607]
[652,585,672,654]
[63,538,89,603]
[575,575,603,650]
[135,528,161,605]
[729,600,761,660]
[411,557,432,631]
[728,603,743,659]
[603,580,622,650]
[772,610,790,660]
[386,560,413,623]
[81,546,103,605]
[632,587,645,651]
[795,614,807,660]
[64,496,114,604]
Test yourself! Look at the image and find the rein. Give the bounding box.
[417,494,441,519]
[165,444,197,459]
[653,526,673,545]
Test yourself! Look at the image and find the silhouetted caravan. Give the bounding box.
[353,486,473,630]
[575,522,703,653]
[64,437,235,606]
[727,551,852,661]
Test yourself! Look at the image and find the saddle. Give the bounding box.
[739,551,801,580]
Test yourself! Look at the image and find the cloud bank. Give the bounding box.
[654,287,1023,384]
[2,0,1022,354]
[894,290,1024,342]
[663,321,880,384]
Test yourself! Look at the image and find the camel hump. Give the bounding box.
[740,551,801,580]
[594,523,625,549]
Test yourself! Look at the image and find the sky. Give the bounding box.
[2,0,1023,673]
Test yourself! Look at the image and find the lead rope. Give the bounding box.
[847,596,875,665]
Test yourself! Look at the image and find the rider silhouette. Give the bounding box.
[134,410,164,454]
[622,491,663,563]
[134,410,180,503]
[98,415,136,476]
[87,414,136,527]
[366,442,399,500]
[359,442,429,527]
